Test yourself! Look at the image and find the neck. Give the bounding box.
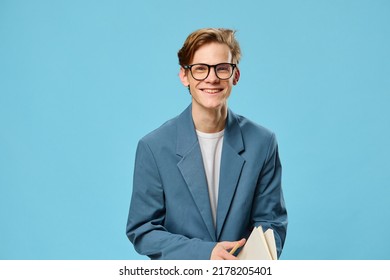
[192,104,227,133]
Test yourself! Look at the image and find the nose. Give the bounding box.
[204,66,219,83]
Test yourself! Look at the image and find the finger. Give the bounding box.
[221,241,239,250]
[221,249,238,260]
[238,238,246,247]
[224,238,246,250]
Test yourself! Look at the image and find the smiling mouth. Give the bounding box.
[202,89,223,94]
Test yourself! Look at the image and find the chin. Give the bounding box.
[201,101,226,110]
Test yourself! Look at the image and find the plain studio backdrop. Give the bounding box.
[1,0,389,260]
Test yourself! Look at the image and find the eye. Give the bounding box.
[192,65,208,72]
[216,64,231,72]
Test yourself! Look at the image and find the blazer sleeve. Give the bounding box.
[126,140,216,259]
[251,133,288,258]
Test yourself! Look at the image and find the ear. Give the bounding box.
[233,67,240,85]
[179,67,190,87]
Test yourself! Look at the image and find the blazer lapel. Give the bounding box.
[176,106,216,241]
[216,109,246,240]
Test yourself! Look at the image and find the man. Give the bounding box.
[126,28,287,260]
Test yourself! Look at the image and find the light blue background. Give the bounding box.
[1,0,389,260]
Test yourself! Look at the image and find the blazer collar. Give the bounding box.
[224,107,245,154]
[176,105,198,157]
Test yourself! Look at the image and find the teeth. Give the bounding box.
[203,89,221,93]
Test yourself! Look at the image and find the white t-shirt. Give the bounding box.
[196,129,224,228]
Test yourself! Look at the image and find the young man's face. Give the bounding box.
[180,42,240,113]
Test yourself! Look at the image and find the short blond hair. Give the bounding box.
[178,28,241,67]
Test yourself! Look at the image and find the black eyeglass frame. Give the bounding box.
[183,63,237,81]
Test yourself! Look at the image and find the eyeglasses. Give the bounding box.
[184,63,236,81]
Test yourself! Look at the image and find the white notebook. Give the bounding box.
[237,226,277,260]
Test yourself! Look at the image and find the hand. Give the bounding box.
[210,238,246,260]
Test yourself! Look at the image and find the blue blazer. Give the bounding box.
[126,105,287,259]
